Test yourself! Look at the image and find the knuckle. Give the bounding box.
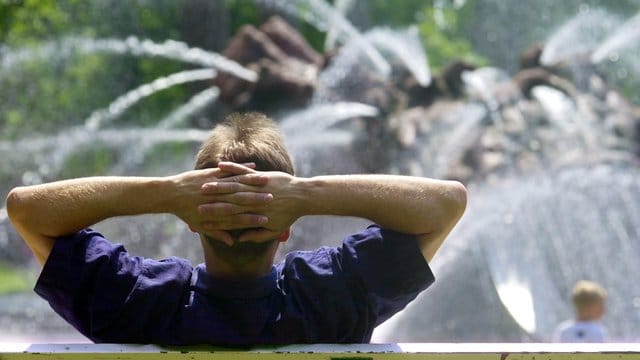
[205,203,231,215]
[246,215,261,225]
[239,215,254,225]
[216,183,231,192]
[223,203,235,214]
[235,193,253,205]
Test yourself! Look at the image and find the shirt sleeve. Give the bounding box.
[34,229,192,343]
[338,225,435,326]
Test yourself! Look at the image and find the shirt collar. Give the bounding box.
[191,264,278,299]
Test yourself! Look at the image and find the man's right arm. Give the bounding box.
[200,163,467,262]
[5,168,270,266]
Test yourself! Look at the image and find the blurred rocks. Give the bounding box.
[214,19,640,184]
[388,41,640,182]
[214,16,321,110]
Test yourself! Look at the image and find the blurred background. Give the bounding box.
[1,0,639,343]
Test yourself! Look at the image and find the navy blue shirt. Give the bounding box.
[35,225,434,345]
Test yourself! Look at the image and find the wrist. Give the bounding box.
[295,176,328,216]
[148,175,181,215]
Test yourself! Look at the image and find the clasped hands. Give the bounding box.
[172,161,297,246]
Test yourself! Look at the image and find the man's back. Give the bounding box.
[35,226,434,345]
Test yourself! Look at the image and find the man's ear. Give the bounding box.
[278,228,291,242]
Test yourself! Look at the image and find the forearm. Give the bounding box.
[295,174,466,261]
[299,174,466,235]
[6,176,175,265]
[7,165,270,266]
[7,176,173,236]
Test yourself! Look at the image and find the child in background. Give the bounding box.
[553,280,608,342]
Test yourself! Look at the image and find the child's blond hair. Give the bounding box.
[572,280,606,312]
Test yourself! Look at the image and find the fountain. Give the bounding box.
[1,36,257,82]
[539,9,620,67]
[590,12,640,64]
[365,26,431,87]
[256,0,391,77]
[1,1,640,344]
[84,68,217,130]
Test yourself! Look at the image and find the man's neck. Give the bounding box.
[204,255,274,280]
[200,237,276,280]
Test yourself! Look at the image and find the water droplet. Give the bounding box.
[504,213,514,225]
[579,4,590,13]
[528,140,541,151]
[617,68,628,79]
[38,164,51,176]
[21,171,42,185]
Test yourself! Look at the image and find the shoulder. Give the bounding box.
[38,228,193,294]
[279,225,420,274]
[554,320,607,342]
[553,320,575,334]
[342,224,425,257]
[37,228,124,284]
[555,319,575,330]
[341,225,434,290]
[136,256,194,286]
[279,224,434,297]
[34,229,194,341]
[280,246,336,280]
[552,320,575,342]
[582,321,607,337]
[275,226,435,340]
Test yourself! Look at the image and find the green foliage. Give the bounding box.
[298,21,325,52]
[1,53,116,138]
[224,0,326,52]
[359,0,489,72]
[127,57,189,128]
[601,58,640,106]
[0,263,31,295]
[1,0,85,44]
[293,1,327,52]
[0,1,190,141]
[141,142,194,174]
[415,2,489,72]
[60,145,118,178]
[366,0,434,27]
[225,0,259,35]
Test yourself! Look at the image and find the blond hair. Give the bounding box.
[572,280,606,311]
[195,112,294,175]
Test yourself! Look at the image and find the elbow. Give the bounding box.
[449,180,468,220]
[435,180,467,232]
[416,180,467,235]
[6,187,29,226]
[415,181,467,261]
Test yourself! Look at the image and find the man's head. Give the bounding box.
[195,112,294,276]
[572,280,607,321]
[196,112,294,175]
